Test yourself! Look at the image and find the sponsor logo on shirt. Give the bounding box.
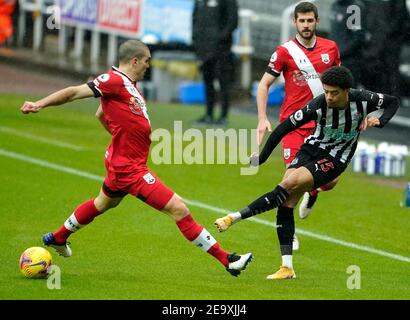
[129,96,145,115]
[292,70,320,86]
[323,127,357,140]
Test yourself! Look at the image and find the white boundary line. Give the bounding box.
[1,148,409,264]
[0,126,84,151]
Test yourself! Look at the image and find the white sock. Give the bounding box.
[63,213,84,233]
[282,255,293,269]
[229,212,242,224]
[191,228,217,252]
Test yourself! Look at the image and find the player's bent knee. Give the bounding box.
[94,196,122,213]
[281,173,312,194]
[163,195,190,220]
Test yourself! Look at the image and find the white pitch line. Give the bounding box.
[0,149,102,181]
[0,126,84,151]
[1,148,409,264]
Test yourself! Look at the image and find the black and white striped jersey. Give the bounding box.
[258,89,400,165]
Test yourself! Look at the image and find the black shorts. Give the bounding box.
[288,144,347,189]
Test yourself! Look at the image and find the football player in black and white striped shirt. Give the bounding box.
[214,66,399,279]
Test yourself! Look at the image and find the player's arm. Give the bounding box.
[95,104,111,135]
[361,91,400,129]
[252,104,317,166]
[21,84,94,114]
[256,72,277,145]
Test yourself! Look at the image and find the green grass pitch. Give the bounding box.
[0,93,409,300]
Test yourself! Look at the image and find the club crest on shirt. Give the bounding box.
[143,173,156,185]
[321,53,330,64]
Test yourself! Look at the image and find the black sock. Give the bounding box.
[276,206,295,256]
[239,185,289,220]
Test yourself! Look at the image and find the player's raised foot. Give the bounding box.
[299,191,318,219]
[214,214,234,232]
[292,234,300,251]
[226,253,253,277]
[266,266,296,280]
[42,232,72,257]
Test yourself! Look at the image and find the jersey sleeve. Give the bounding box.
[87,73,120,98]
[266,46,288,77]
[257,98,319,165]
[359,89,400,127]
[333,43,341,66]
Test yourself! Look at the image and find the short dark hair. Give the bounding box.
[321,66,354,89]
[118,40,148,64]
[294,2,319,20]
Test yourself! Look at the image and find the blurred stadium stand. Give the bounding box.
[237,0,332,59]
[1,1,409,104]
[0,0,408,146]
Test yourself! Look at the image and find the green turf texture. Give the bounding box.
[0,94,409,300]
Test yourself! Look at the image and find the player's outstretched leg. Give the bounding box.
[43,199,101,257]
[43,189,122,257]
[175,212,253,276]
[165,194,253,276]
[214,185,289,232]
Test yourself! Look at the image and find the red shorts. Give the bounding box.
[281,128,314,165]
[102,164,174,211]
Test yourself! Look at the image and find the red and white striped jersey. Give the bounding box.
[266,36,341,129]
[87,67,151,173]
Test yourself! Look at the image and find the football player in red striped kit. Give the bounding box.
[20,40,252,277]
[216,2,341,279]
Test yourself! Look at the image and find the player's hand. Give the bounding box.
[359,116,380,132]
[257,118,272,145]
[20,101,42,114]
[249,152,260,167]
